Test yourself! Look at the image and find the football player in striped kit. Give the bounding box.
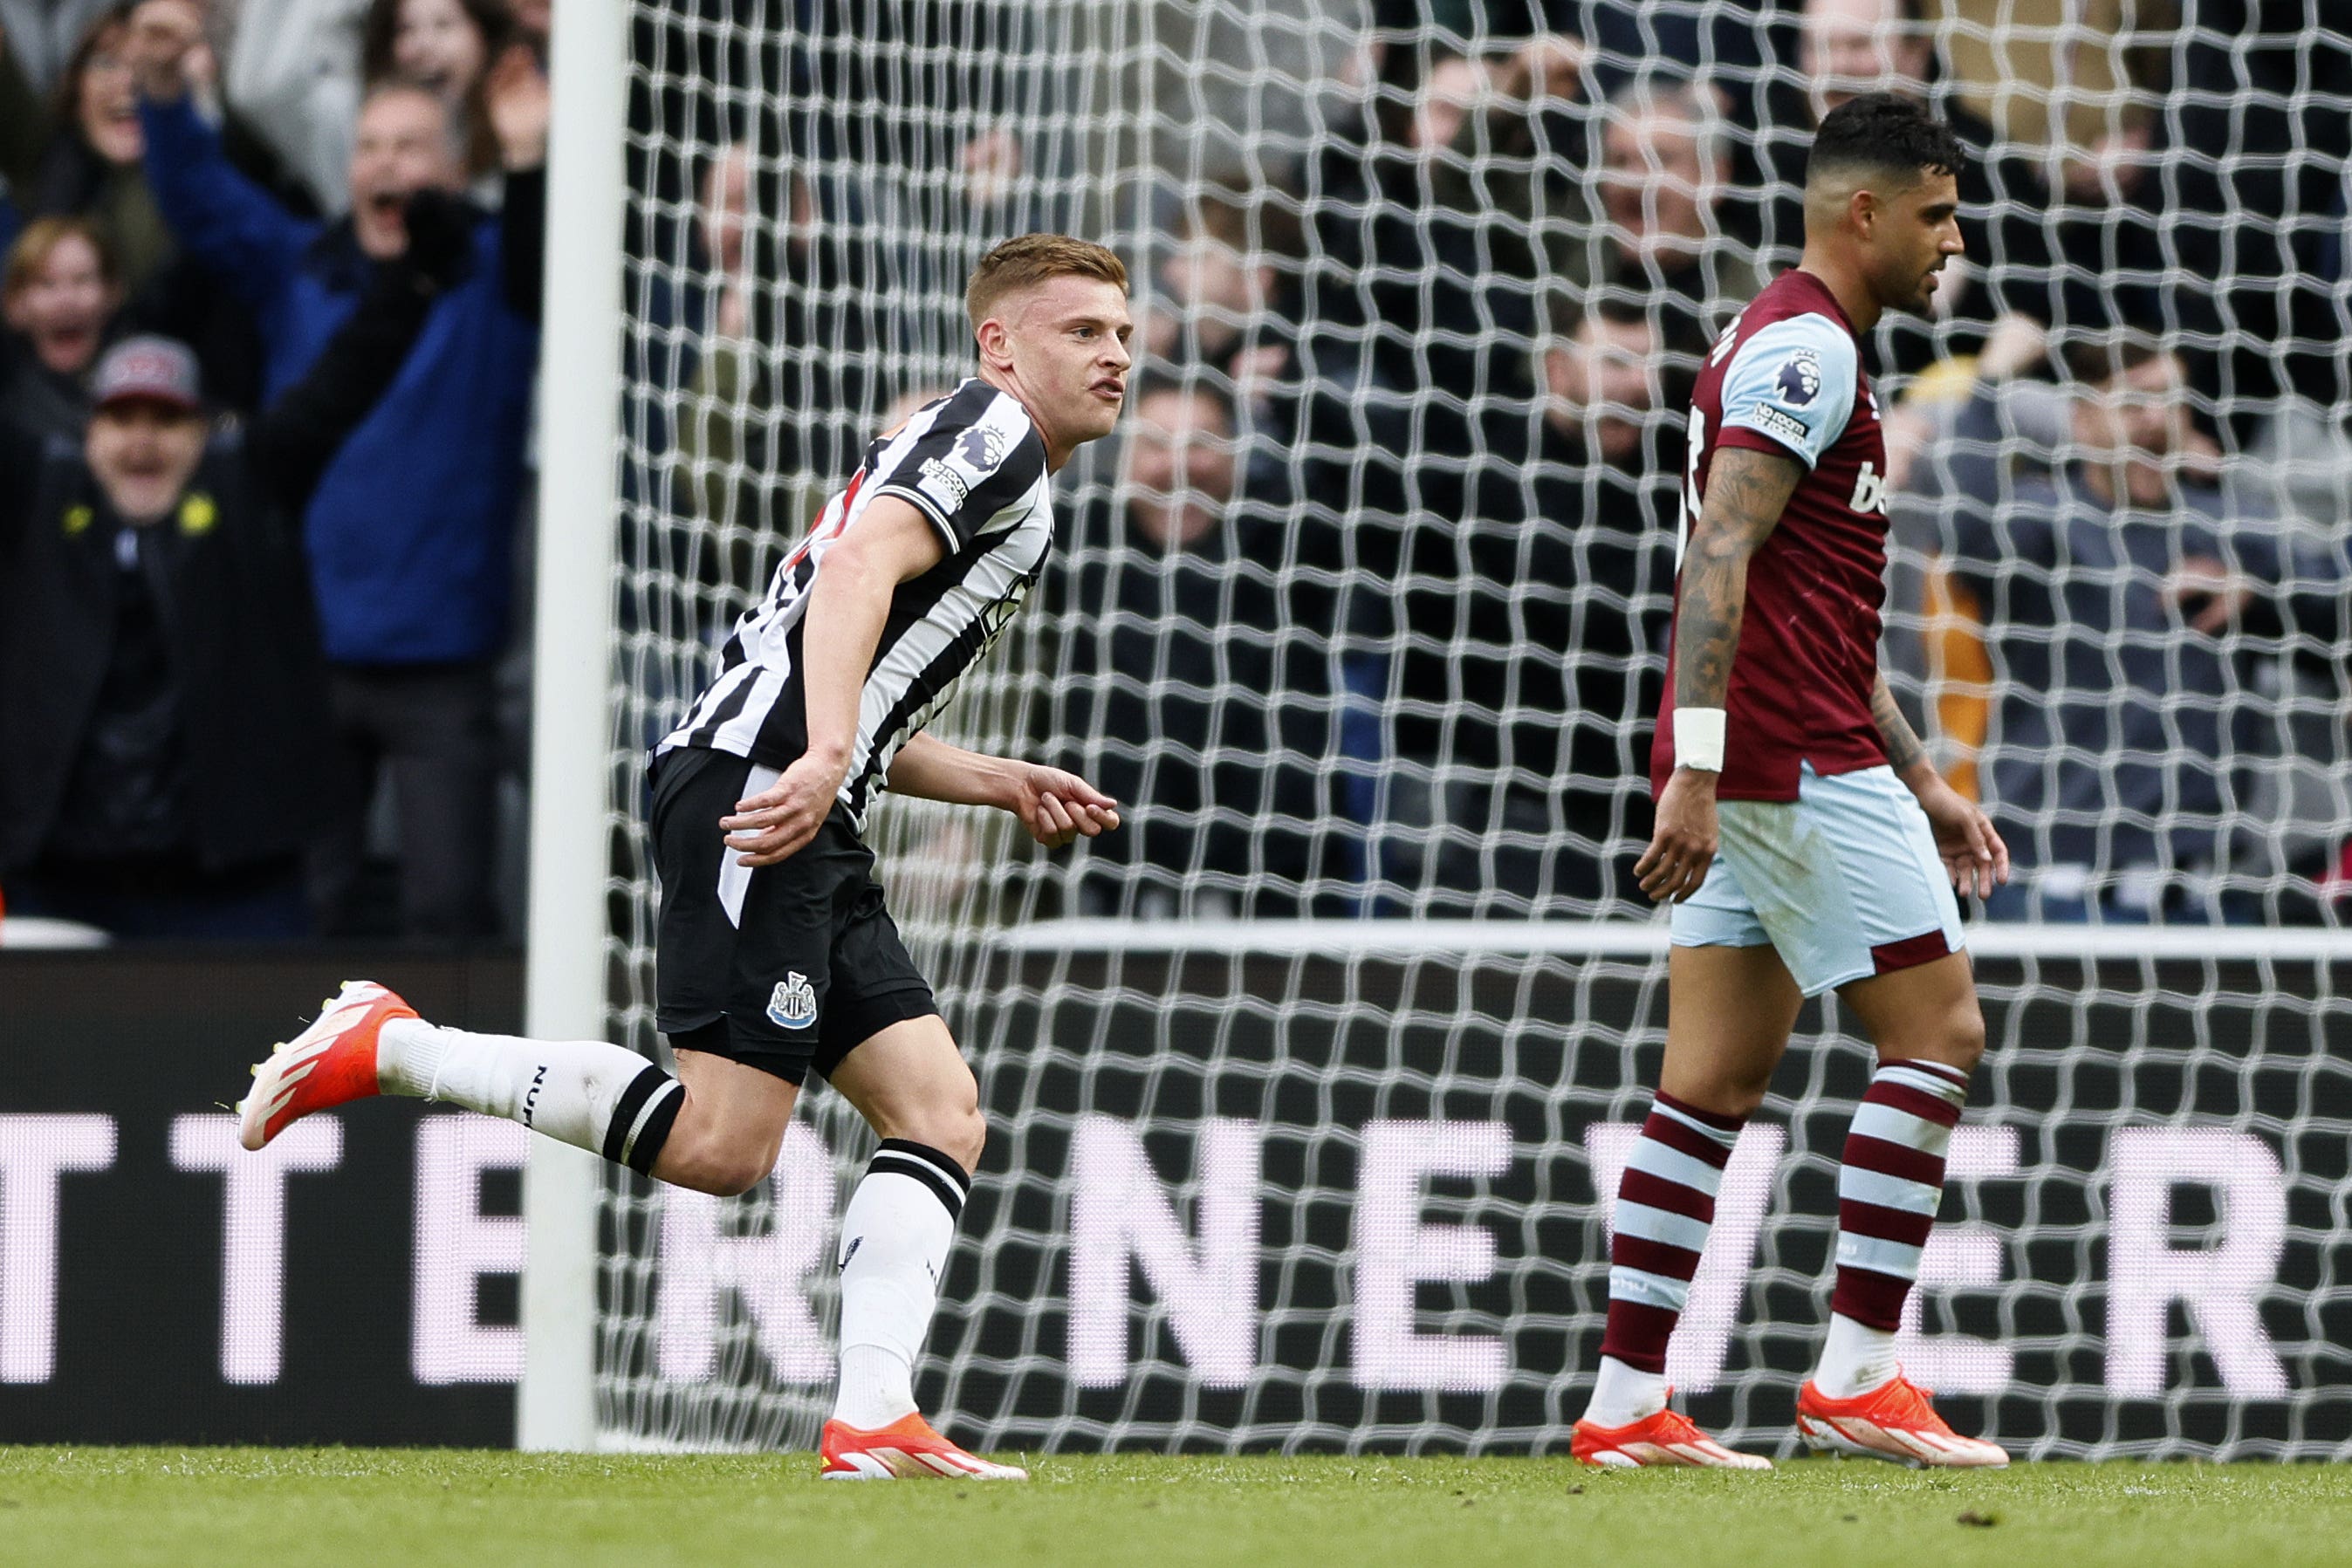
[238,235,1134,1480]
[1570,96,2012,1469]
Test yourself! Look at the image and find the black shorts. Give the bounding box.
[649,746,939,1085]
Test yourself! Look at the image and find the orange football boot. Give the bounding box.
[237,981,416,1151]
[819,1414,1028,1481]
[1796,1373,2010,1468]
[1573,1399,1773,1469]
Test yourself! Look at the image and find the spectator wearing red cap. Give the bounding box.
[0,193,470,940]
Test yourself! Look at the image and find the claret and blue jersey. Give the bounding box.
[1651,268,1896,802]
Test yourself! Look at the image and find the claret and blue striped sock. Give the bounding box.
[1812,1058,1971,1399]
[1585,1091,1745,1428]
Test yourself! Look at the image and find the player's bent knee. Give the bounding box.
[896,1099,984,1173]
[655,1128,783,1197]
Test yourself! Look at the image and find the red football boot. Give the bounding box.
[237,981,416,1151]
[1572,1400,1772,1469]
[819,1414,1028,1481]
[1797,1373,2010,1468]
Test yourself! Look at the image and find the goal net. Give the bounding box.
[576,0,2352,1459]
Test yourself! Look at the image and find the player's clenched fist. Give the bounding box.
[720,750,848,866]
[1009,765,1119,850]
[1635,766,1718,903]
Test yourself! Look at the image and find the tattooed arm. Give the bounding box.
[1869,670,2010,896]
[1635,445,1802,902]
[1869,672,1930,780]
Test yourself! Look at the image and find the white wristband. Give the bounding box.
[1674,707,1727,773]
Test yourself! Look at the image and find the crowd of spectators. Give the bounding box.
[3,0,2346,940]
[0,0,546,942]
[1046,0,2349,922]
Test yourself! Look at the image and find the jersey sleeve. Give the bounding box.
[1716,314,1859,469]
[869,392,1050,551]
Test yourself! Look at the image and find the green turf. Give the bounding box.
[4,1448,2348,1568]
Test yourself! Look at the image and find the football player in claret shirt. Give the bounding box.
[1569,95,2013,1469]
[237,236,1134,1481]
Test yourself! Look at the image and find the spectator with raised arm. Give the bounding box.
[131,0,545,941]
[0,192,476,940]
[1912,318,2345,921]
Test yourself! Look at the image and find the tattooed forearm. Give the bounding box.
[1674,446,1804,711]
[1869,672,1930,777]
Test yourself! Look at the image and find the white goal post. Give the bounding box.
[518,0,629,1453]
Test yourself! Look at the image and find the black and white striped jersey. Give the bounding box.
[655,378,1053,829]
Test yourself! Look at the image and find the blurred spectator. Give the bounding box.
[0,206,469,940]
[20,6,175,298]
[1912,320,2344,921]
[1056,377,1327,916]
[673,140,874,543]
[1586,79,1756,359]
[1141,192,1309,488]
[133,8,545,941]
[2,216,120,439]
[2168,0,2352,429]
[1392,297,1677,910]
[10,2,285,410]
[360,0,517,188]
[223,0,369,214]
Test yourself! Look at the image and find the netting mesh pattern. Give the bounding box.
[591,1,2352,1454]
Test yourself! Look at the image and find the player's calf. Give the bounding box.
[238,983,697,1181]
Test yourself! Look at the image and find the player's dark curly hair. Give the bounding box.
[1807,92,1967,186]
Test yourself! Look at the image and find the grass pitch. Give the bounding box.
[5,1448,2348,1568]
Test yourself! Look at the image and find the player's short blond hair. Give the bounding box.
[965,234,1128,332]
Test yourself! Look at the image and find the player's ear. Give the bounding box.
[1848,186,1878,240]
[975,316,1014,369]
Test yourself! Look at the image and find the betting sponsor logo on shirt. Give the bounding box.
[1849,460,1889,516]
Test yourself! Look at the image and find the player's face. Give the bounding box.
[1003,276,1133,449]
[1871,169,1964,315]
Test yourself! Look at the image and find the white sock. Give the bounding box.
[1812,1312,1901,1400]
[1583,1354,1670,1428]
[377,1017,683,1171]
[829,1139,970,1430]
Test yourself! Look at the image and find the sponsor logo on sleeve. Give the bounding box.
[1752,404,1811,447]
[1775,347,1823,406]
[915,456,972,512]
[766,971,819,1030]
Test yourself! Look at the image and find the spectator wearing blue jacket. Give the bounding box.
[128,0,544,941]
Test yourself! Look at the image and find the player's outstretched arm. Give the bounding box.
[887,734,1121,849]
[1869,674,2009,898]
[720,496,944,866]
[1635,445,1803,903]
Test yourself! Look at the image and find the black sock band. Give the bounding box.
[869,1137,970,1221]
[623,1080,685,1175]
[604,1063,675,1167]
